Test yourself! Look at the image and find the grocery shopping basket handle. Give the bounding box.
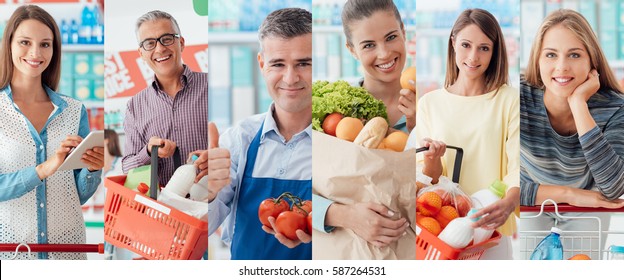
[149,145,182,199]
[9,243,32,260]
[416,145,463,183]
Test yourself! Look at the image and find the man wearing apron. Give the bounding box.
[207,8,312,260]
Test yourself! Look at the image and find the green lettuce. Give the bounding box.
[312,80,388,132]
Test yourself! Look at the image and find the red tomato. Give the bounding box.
[322,113,344,136]
[294,200,312,216]
[258,198,289,229]
[275,211,307,241]
[306,212,312,235]
[137,183,149,194]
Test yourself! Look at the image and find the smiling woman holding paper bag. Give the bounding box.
[311,0,416,260]
[0,5,104,260]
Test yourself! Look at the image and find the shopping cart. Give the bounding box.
[104,146,208,260]
[0,243,104,260]
[519,199,624,260]
[415,146,502,260]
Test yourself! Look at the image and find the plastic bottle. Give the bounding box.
[70,19,79,44]
[60,19,69,44]
[91,4,104,44]
[530,227,564,260]
[438,209,477,249]
[470,180,507,243]
[608,245,624,260]
[79,5,93,44]
[189,175,209,202]
[164,155,199,197]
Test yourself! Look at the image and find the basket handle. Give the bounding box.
[149,145,182,199]
[416,145,463,183]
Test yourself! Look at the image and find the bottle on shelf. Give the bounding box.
[530,227,564,260]
[70,19,79,44]
[79,4,93,44]
[91,4,104,44]
[60,19,69,44]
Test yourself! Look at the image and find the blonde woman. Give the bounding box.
[520,9,624,258]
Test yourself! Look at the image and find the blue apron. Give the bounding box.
[230,121,312,260]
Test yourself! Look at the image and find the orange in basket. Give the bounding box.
[417,192,442,216]
[434,205,459,228]
[418,217,442,236]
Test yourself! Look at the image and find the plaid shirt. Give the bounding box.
[122,65,207,186]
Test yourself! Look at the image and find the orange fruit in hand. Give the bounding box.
[418,216,441,236]
[417,192,442,217]
[434,205,459,228]
[382,131,409,152]
[400,66,416,91]
[568,254,591,260]
[335,117,363,142]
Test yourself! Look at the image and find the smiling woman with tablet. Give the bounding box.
[0,5,104,260]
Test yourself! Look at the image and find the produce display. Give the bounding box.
[258,192,312,241]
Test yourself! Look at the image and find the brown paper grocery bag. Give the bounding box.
[312,131,416,260]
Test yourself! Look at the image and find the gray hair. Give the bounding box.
[258,8,311,49]
[135,10,181,44]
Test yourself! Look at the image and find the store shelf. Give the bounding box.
[313,25,417,33]
[82,100,103,108]
[209,32,259,45]
[416,27,520,37]
[62,44,104,52]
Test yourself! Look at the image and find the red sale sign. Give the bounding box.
[105,44,208,98]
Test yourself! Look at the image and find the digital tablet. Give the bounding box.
[57,130,105,171]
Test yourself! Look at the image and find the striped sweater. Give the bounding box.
[520,80,624,206]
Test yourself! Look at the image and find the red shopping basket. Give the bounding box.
[416,225,502,260]
[415,146,502,260]
[104,146,208,260]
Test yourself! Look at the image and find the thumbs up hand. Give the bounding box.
[207,122,231,202]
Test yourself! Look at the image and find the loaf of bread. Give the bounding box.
[353,117,388,148]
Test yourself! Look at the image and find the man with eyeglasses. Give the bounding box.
[122,10,208,187]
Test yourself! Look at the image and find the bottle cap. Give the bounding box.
[191,154,199,162]
[489,180,507,198]
[550,227,562,235]
[467,208,480,222]
[610,245,624,253]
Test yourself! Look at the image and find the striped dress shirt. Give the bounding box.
[520,80,624,206]
[122,65,208,186]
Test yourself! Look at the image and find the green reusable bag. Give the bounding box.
[123,164,152,191]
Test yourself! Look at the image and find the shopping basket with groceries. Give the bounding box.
[104,146,208,260]
[416,146,502,260]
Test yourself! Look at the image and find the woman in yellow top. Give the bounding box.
[415,8,520,259]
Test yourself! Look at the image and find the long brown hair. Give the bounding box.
[445,9,509,92]
[525,9,623,93]
[0,5,62,91]
[104,129,122,157]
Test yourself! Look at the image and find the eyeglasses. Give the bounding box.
[139,33,180,51]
